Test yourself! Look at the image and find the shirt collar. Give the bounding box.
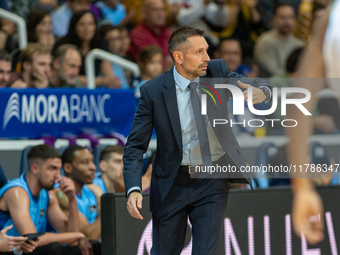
[173,66,199,92]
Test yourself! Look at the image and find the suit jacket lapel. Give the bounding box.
[163,69,183,152]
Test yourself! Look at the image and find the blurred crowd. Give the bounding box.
[1,0,338,137]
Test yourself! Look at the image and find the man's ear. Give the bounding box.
[99,160,107,173]
[173,51,184,65]
[30,163,39,175]
[63,163,72,175]
[53,58,60,70]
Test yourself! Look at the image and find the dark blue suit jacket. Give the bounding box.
[123,59,272,213]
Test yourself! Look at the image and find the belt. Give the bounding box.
[178,165,199,174]
[178,157,224,174]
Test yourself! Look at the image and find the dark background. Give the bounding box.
[102,185,340,255]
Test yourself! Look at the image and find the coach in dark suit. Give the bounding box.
[123,27,272,255]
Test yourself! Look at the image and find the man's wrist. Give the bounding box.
[260,87,270,100]
[291,178,314,193]
[127,186,142,197]
[130,190,141,195]
[68,194,76,202]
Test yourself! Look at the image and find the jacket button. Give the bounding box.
[172,176,175,180]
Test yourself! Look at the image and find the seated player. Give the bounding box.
[0,145,92,255]
[57,146,102,241]
[90,145,152,193]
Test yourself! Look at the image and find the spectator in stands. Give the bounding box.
[34,0,59,12]
[167,0,229,46]
[214,0,262,59]
[256,0,301,31]
[118,27,131,59]
[0,144,92,255]
[95,0,129,26]
[134,45,163,95]
[7,43,51,89]
[128,0,173,69]
[214,38,259,78]
[254,3,303,76]
[51,0,92,38]
[293,0,328,44]
[53,10,119,88]
[124,0,181,27]
[0,18,17,53]
[50,44,83,88]
[99,25,127,88]
[27,9,56,52]
[59,146,102,241]
[90,145,151,193]
[0,51,11,88]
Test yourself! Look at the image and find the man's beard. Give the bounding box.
[190,69,207,78]
[278,26,291,36]
[39,180,55,191]
[44,184,54,191]
[186,64,207,78]
[59,70,76,85]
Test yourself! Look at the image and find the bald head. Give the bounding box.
[143,0,166,27]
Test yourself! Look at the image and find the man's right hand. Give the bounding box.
[0,225,27,252]
[292,186,324,245]
[32,71,49,89]
[10,79,27,89]
[17,239,39,253]
[57,176,76,202]
[78,237,93,255]
[127,192,143,220]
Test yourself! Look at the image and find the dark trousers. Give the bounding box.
[151,172,229,255]
[0,240,101,255]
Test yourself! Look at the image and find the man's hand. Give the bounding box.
[127,192,143,220]
[17,239,39,253]
[57,177,76,202]
[32,71,49,89]
[0,225,27,252]
[78,237,93,255]
[10,79,27,89]
[292,187,324,245]
[238,80,267,104]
